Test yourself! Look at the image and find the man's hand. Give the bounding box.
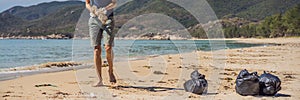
[91,5,97,14]
[95,8,108,24]
[100,8,107,15]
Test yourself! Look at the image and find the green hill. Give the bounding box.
[0,1,85,37]
[0,0,299,38]
[116,0,300,20]
[114,0,198,28]
[23,5,84,36]
[234,0,300,20]
[3,1,83,21]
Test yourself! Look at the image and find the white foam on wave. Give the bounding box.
[0,63,93,81]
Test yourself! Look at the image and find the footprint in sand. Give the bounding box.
[138,80,145,82]
[285,75,296,79]
[4,91,14,93]
[153,71,168,75]
[224,68,234,71]
[56,91,70,95]
[2,94,10,97]
[157,81,167,83]
[219,77,234,82]
[219,72,237,76]
[67,82,78,84]
[142,66,152,69]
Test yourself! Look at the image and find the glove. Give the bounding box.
[100,7,107,15]
[90,5,97,17]
[91,5,97,14]
[95,8,108,24]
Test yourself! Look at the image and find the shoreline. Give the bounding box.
[1,38,299,99]
[0,38,289,81]
[0,56,148,82]
[0,62,92,81]
[0,38,262,80]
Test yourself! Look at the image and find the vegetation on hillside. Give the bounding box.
[0,1,84,37]
[223,4,300,38]
[183,4,300,38]
[0,0,299,38]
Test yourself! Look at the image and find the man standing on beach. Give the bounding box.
[86,0,117,86]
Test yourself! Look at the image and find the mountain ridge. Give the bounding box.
[0,0,299,38]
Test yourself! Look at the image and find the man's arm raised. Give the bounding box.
[86,0,92,12]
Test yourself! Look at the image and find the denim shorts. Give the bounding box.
[89,16,114,47]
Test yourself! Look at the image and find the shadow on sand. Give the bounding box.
[105,85,219,96]
[108,85,184,92]
[274,93,291,97]
[253,93,291,98]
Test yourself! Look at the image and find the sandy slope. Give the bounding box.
[0,38,300,100]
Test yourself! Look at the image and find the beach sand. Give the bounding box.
[1,38,300,100]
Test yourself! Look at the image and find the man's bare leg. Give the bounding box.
[93,45,104,87]
[105,45,116,84]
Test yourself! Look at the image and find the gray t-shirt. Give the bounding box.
[90,0,113,16]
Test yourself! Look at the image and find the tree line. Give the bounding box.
[190,4,300,38]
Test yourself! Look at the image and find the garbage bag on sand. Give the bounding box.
[259,71,281,96]
[235,69,260,96]
[183,70,208,94]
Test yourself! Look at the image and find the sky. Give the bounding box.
[0,0,85,12]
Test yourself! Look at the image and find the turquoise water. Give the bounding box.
[0,39,262,69]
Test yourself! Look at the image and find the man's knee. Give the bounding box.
[105,45,112,52]
[94,45,101,55]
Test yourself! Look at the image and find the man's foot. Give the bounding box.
[109,73,117,84]
[92,81,104,87]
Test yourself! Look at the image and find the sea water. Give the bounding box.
[0,39,263,69]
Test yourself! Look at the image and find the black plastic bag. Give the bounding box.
[183,70,208,94]
[259,71,281,96]
[235,69,260,96]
